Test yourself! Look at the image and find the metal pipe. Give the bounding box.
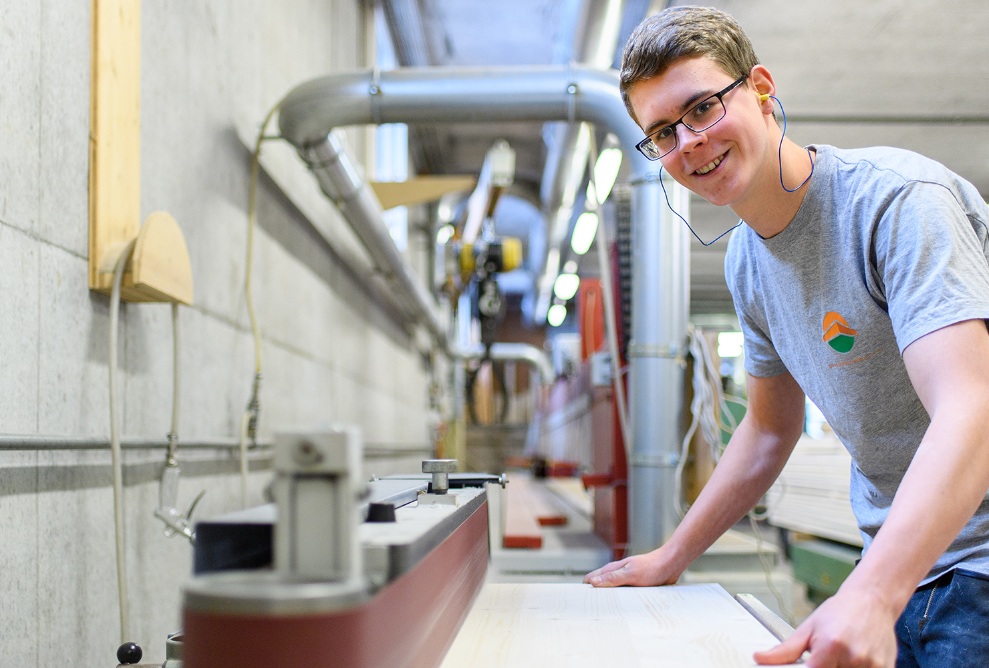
[302,132,448,344]
[279,67,645,150]
[534,0,626,324]
[627,173,690,553]
[450,342,556,386]
[0,435,273,451]
[276,63,687,554]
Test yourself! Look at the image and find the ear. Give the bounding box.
[749,64,776,110]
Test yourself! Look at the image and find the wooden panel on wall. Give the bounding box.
[89,0,193,304]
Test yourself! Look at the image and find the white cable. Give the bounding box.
[238,411,250,507]
[168,303,180,463]
[679,328,788,619]
[108,239,137,644]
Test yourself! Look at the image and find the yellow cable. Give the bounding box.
[245,103,281,375]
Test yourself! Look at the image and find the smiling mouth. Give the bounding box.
[694,154,724,176]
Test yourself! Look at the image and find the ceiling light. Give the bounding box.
[570,211,598,255]
[717,331,745,359]
[591,146,623,205]
[553,273,580,301]
[547,303,567,327]
[435,224,455,244]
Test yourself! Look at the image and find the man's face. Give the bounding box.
[627,57,770,208]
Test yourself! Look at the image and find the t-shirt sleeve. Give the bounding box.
[874,181,989,353]
[725,232,788,378]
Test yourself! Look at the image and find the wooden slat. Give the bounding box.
[502,476,543,549]
[369,176,476,210]
[89,0,141,292]
[441,583,800,667]
[89,0,194,305]
[502,474,576,549]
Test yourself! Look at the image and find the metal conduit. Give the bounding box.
[535,0,626,324]
[276,64,688,553]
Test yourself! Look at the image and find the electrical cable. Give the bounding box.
[675,326,790,621]
[108,238,137,645]
[238,101,282,506]
[167,303,180,465]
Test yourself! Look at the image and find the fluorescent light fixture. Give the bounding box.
[547,303,567,327]
[571,211,598,255]
[435,224,455,244]
[590,146,623,205]
[717,331,745,359]
[553,273,580,301]
[563,260,578,274]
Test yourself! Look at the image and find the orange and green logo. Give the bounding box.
[823,312,857,353]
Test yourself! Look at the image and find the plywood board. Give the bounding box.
[442,582,799,667]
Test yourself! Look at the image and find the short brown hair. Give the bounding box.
[620,6,760,122]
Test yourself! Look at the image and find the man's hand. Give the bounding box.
[754,587,898,667]
[583,551,680,587]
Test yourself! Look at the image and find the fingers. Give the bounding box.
[753,628,811,666]
[583,559,631,587]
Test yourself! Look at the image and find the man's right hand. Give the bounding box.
[583,551,680,587]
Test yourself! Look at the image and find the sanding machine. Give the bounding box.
[179,427,500,668]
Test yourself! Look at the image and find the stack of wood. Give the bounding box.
[767,434,862,547]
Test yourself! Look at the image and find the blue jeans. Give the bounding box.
[895,569,989,667]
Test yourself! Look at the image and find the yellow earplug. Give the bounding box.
[759,93,771,102]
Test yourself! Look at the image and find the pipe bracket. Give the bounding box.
[369,67,383,125]
[627,342,685,361]
[630,452,680,468]
[565,63,578,124]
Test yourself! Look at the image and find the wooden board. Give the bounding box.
[768,435,862,547]
[502,473,571,549]
[89,0,141,292]
[442,583,800,667]
[89,0,194,304]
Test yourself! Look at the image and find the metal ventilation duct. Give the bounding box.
[278,63,689,554]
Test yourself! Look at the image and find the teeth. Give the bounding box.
[696,156,722,175]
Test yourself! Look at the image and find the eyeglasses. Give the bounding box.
[635,75,748,161]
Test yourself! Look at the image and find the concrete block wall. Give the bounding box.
[0,1,438,664]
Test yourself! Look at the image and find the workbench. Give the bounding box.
[442,582,800,667]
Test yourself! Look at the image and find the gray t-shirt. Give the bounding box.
[725,144,989,581]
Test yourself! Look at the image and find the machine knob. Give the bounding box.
[116,641,143,664]
[422,459,458,494]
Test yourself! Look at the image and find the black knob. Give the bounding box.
[116,641,143,664]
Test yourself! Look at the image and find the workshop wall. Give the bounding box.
[0,1,434,665]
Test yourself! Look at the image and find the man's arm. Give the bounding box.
[584,368,805,587]
[757,318,989,667]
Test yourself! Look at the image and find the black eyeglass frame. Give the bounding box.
[635,75,749,161]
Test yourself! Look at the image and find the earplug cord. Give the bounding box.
[770,95,815,193]
[658,169,742,246]
[657,94,813,246]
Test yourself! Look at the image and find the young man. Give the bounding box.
[584,6,989,667]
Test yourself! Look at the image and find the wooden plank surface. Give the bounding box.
[441,583,800,667]
[89,0,141,291]
[502,472,578,549]
[502,476,543,548]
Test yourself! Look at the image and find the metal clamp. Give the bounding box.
[627,342,685,360]
[630,452,680,468]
